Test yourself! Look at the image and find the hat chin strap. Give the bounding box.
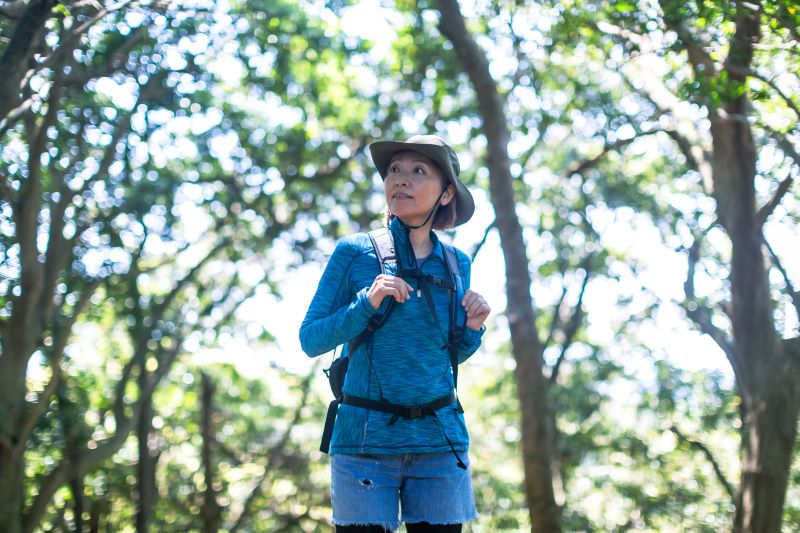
[395,188,447,230]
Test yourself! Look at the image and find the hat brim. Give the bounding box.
[369,140,475,227]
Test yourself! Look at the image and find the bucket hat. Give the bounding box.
[369,135,475,226]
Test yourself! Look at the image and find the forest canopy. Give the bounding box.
[1,0,798,532]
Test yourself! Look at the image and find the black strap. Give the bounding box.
[320,399,340,454]
[342,392,457,423]
[430,413,468,470]
[399,267,451,350]
[441,242,466,390]
[342,392,467,470]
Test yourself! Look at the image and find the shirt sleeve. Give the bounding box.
[299,238,378,357]
[455,248,485,364]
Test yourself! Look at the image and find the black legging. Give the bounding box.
[335,522,462,532]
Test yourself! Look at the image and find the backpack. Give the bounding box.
[320,227,467,457]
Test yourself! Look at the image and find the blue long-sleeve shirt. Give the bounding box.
[300,217,485,455]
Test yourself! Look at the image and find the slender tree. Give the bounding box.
[436,1,562,530]
[660,3,800,530]
[552,0,800,529]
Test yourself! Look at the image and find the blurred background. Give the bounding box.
[1,0,799,531]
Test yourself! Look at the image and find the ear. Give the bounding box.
[440,184,456,206]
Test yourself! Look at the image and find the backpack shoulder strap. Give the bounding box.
[368,227,396,274]
[349,228,397,352]
[440,242,467,392]
[441,242,466,331]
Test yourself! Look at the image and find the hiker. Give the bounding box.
[300,135,490,533]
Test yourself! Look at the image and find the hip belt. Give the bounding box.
[342,391,458,425]
[339,391,467,470]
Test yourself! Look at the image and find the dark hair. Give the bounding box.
[383,160,457,230]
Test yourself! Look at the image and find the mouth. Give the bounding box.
[392,193,413,199]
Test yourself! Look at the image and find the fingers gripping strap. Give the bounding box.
[350,228,398,352]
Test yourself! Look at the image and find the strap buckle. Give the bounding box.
[406,407,425,419]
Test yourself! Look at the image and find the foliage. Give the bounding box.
[2,0,798,531]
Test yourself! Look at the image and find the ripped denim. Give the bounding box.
[330,452,477,531]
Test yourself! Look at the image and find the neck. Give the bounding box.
[393,217,435,258]
[408,224,434,258]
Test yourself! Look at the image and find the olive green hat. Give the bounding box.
[369,134,475,226]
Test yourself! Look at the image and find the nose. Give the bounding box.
[387,171,409,187]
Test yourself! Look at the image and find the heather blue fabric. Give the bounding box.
[299,217,485,455]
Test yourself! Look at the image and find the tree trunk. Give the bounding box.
[0,84,47,533]
[704,4,800,532]
[0,449,24,533]
[734,382,799,533]
[135,367,156,533]
[715,104,800,531]
[200,373,222,533]
[436,1,562,531]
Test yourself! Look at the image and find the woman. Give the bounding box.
[300,135,491,532]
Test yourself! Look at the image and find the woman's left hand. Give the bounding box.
[462,289,490,331]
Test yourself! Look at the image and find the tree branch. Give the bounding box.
[680,231,740,379]
[23,414,135,533]
[658,0,717,77]
[549,263,592,386]
[32,0,137,79]
[0,1,27,19]
[0,94,33,136]
[15,279,101,458]
[765,128,800,169]
[617,68,714,192]
[680,302,736,367]
[1,17,148,134]
[563,128,669,179]
[25,325,179,533]
[469,219,496,262]
[229,368,317,533]
[0,0,57,122]
[67,69,168,202]
[757,175,794,226]
[151,236,231,322]
[517,119,553,172]
[663,129,701,172]
[738,66,800,119]
[763,237,800,319]
[670,424,736,503]
[721,1,763,84]
[543,285,569,353]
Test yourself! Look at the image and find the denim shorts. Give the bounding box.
[330,452,478,531]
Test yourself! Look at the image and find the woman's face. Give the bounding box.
[384,151,454,227]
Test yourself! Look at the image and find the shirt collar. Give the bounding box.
[388,217,445,269]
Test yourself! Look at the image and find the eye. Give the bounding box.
[414,166,425,174]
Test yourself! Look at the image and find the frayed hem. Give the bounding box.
[331,519,401,531]
[402,511,479,526]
